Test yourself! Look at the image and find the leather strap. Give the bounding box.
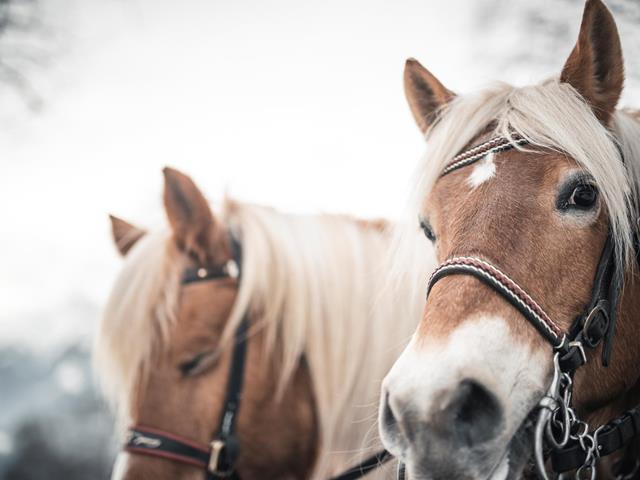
[207,234,247,479]
[551,407,640,472]
[427,256,566,348]
[124,425,210,469]
[329,450,392,480]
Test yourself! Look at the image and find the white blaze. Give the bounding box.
[467,152,496,187]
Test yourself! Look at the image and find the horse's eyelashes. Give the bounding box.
[179,353,204,375]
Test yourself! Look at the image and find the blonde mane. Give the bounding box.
[409,79,640,269]
[95,199,433,478]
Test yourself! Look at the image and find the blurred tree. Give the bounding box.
[469,0,640,103]
[3,417,113,480]
[0,344,116,480]
[0,0,53,112]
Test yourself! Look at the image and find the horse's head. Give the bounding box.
[380,0,640,477]
[99,168,318,480]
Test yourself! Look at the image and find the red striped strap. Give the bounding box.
[427,256,566,348]
[124,425,211,470]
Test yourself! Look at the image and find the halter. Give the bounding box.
[399,134,638,480]
[124,234,246,479]
[121,233,391,479]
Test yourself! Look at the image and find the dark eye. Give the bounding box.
[179,352,206,376]
[569,183,598,209]
[557,175,599,213]
[419,218,436,242]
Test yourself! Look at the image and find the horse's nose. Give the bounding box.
[381,378,503,454]
[380,388,414,449]
[446,378,503,447]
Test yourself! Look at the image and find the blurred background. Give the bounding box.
[1,0,639,478]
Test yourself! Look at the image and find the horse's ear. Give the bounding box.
[163,167,218,264]
[560,0,624,125]
[404,58,455,134]
[109,215,146,256]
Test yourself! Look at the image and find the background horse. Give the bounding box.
[96,167,432,479]
[380,0,640,478]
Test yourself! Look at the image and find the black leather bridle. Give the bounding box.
[397,134,639,479]
[124,234,247,479]
[122,233,392,479]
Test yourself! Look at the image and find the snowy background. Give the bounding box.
[1,1,639,478]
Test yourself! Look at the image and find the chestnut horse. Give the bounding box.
[97,168,432,479]
[380,1,640,479]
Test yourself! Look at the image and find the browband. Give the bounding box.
[442,134,529,176]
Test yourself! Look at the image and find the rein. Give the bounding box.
[398,135,638,480]
[121,233,392,479]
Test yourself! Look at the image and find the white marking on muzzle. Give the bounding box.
[381,316,549,473]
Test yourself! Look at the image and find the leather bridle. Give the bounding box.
[124,234,247,480]
[121,233,392,479]
[397,134,639,479]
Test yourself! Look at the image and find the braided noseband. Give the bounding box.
[427,256,565,348]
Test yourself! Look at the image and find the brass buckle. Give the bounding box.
[208,440,232,476]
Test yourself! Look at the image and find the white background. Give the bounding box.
[1,0,638,349]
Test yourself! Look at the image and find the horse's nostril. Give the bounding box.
[382,391,398,428]
[449,379,503,447]
[380,388,415,450]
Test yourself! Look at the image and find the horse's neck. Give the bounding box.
[579,258,640,477]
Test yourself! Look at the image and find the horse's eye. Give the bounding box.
[570,183,598,209]
[419,218,436,242]
[179,352,207,376]
[557,175,599,213]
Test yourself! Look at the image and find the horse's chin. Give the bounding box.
[489,413,537,480]
[409,415,536,480]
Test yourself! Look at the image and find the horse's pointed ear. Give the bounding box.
[163,167,217,264]
[560,0,624,125]
[404,58,455,134]
[109,215,146,256]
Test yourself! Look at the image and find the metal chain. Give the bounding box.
[535,350,605,480]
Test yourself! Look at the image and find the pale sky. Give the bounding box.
[1,0,629,349]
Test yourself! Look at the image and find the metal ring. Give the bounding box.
[576,463,596,480]
[546,402,571,448]
[582,302,609,348]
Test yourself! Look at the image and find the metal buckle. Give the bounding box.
[567,340,587,367]
[208,439,233,476]
[225,259,240,279]
[582,302,609,348]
